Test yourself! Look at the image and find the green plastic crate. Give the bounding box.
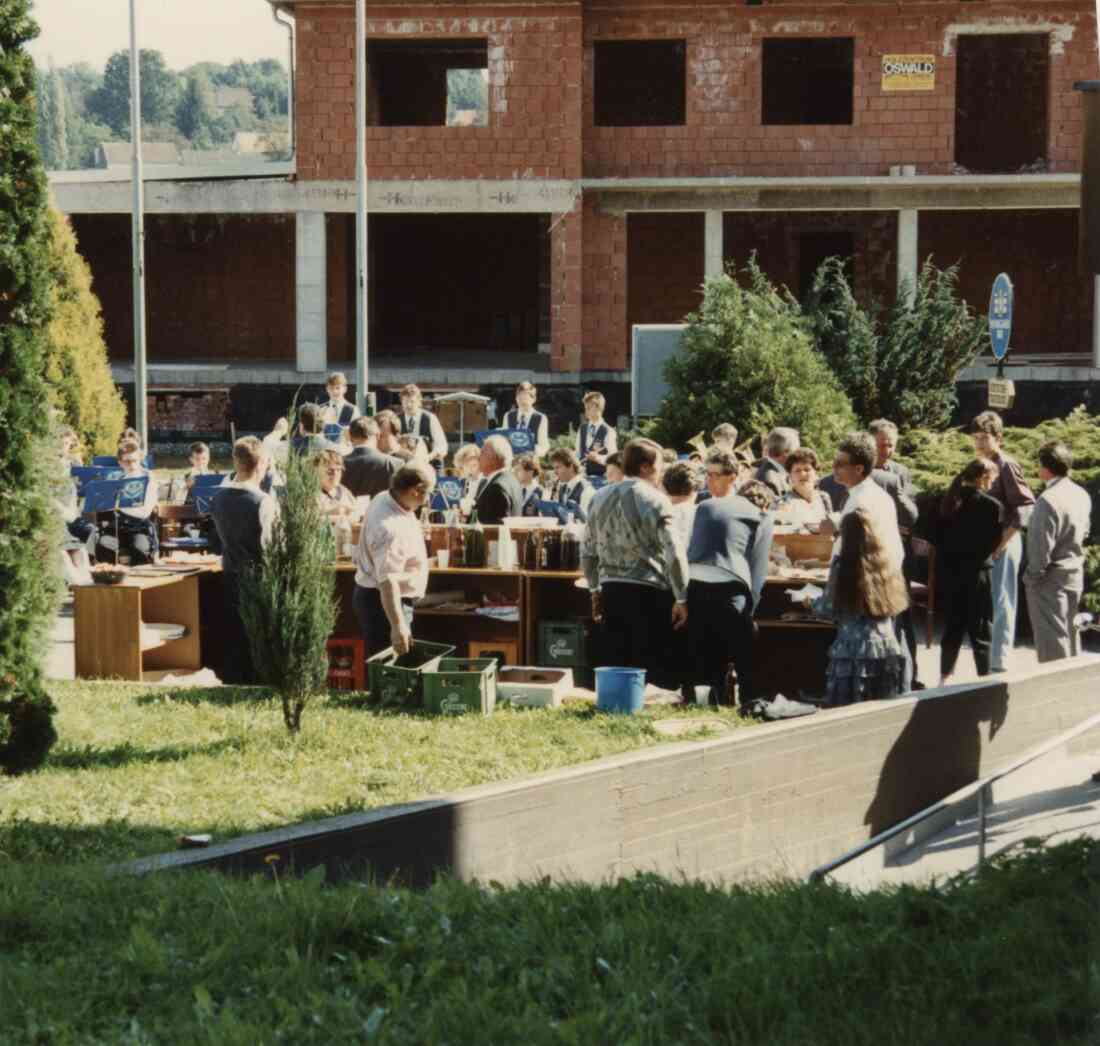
[537,620,591,669]
[422,658,498,716]
[367,640,455,708]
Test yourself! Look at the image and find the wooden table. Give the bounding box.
[74,568,213,681]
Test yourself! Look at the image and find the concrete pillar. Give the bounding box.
[704,210,724,279]
[295,211,327,373]
[897,209,919,301]
[1094,276,1100,369]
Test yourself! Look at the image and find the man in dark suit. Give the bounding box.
[754,427,799,497]
[342,416,402,498]
[473,434,523,524]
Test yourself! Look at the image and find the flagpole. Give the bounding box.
[354,0,369,412]
[128,0,149,447]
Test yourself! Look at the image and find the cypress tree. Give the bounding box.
[0,0,62,773]
[48,67,68,170]
[44,206,127,455]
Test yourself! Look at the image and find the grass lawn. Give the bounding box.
[0,839,1095,1044]
[0,680,746,866]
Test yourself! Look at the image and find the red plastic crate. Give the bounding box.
[326,636,365,691]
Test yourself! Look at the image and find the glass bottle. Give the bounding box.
[465,510,486,568]
[524,528,540,571]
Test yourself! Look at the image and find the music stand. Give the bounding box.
[474,429,537,454]
[82,477,151,559]
[71,466,122,496]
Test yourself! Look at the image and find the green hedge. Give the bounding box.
[899,406,1100,613]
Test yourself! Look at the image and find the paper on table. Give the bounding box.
[785,583,824,603]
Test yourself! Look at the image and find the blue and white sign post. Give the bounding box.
[987,273,1015,408]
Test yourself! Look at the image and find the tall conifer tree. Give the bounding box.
[0,0,62,773]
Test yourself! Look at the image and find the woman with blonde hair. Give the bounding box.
[809,508,912,705]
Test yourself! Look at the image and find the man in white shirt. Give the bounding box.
[353,463,436,656]
[398,384,448,467]
[819,432,904,572]
[499,380,550,458]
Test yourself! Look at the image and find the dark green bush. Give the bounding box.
[806,258,986,429]
[646,260,857,453]
[0,0,62,774]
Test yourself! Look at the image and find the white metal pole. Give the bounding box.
[129,0,149,447]
[354,0,369,411]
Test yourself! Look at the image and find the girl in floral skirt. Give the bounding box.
[811,508,912,705]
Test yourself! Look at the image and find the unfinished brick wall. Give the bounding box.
[723,210,898,306]
[581,197,626,370]
[295,2,583,181]
[583,0,1096,178]
[919,209,1092,357]
[72,214,296,363]
[627,213,705,354]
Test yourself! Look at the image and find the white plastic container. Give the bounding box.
[497,666,574,708]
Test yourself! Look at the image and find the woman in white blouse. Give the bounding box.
[775,448,832,529]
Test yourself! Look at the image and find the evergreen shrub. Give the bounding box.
[43,206,126,455]
[0,0,62,773]
[806,258,987,429]
[645,260,857,454]
[237,408,339,732]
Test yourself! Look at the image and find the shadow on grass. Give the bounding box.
[48,737,245,771]
[133,685,275,709]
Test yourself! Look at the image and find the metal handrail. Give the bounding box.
[808,705,1100,883]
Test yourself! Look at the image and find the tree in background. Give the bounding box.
[176,70,215,145]
[43,206,127,456]
[87,49,179,138]
[0,0,62,774]
[805,258,986,430]
[34,66,68,169]
[645,260,857,455]
[238,409,338,733]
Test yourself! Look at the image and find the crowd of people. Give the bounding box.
[57,373,1094,708]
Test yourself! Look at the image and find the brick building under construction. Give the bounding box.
[52,0,1100,432]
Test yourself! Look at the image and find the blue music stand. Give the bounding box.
[82,476,150,513]
[588,476,608,490]
[475,429,536,454]
[323,423,346,442]
[71,466,122,495]
[429,476,464,514]
[534,499,570,525]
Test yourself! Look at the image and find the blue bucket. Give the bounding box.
[595,666,646,714]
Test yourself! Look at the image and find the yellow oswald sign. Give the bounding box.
[882,54,936,92]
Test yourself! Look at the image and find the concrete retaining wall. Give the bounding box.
[129,656,1100,886]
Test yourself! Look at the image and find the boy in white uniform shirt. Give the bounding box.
[398,384,448,467]
[500,380,550,458]
[576,391,617,478]
[320,371,360,427]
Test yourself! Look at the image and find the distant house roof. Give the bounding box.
[213,86,254,112]
[179,148,240,166]
[233,130,290,154]
[96,141,181,168]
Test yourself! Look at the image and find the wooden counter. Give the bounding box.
[74,568,212,681]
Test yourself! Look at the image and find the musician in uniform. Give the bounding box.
[398,383,448,468]
[576,391,617,479]
[548,448,593,520]
[320,371,359,427]
[499,380,550,458]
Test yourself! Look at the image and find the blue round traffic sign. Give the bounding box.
[988,273,1013,361]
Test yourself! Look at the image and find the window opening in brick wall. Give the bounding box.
[762,38,854,125]
[798,231,855,301]
[594,41,686,127]
[369,214,547,353]
[367,40,488,127]
[955,34,1049,174]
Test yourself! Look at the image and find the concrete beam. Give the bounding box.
[897,209,919,300]
[704,210,724,279]
[587,175,1080,214]
[295,212,327,374]
[51,176,582,216]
